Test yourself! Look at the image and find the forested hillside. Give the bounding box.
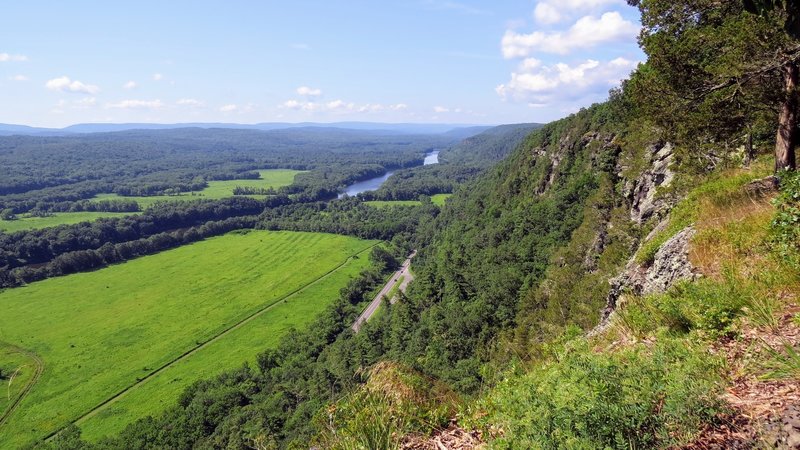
[359,123,540,201]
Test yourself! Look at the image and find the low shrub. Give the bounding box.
[476,334,726,449]
[770,170,800,268]
[313,362,460,450]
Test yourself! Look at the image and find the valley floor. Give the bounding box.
[0,230,377,447]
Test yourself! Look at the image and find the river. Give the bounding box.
[338,150,439,198]
[423,150,439,165]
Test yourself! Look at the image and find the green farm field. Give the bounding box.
[92,169,303,209]
[0,170,303,234]
[365,193,451,208]
[0,212,135,233]
[0,230,377,447]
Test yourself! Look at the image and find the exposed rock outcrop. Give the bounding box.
[593,226,700,334]
[624,142,675,223]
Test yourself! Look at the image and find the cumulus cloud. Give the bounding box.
[0,53,28,62]
[107,99,164,109]
[282,100,302,109]
[123,80,138,90]
[220,104,238,112]
[45,76,100,94]
[502,12,638,57]
[390,103,409,111]
[534,3,562,24]
[496,57,637,104]
[296,86,323,97]
[9,74,28,81]
[177,98,204,107]
[152,73,164,81]
[326,99,351,110]
[433,106,450,113]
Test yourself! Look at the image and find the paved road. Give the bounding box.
[352,251,416,332]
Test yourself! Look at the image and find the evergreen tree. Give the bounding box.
[628,0,798,171]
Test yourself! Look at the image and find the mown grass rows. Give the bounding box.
[0,230,376,448]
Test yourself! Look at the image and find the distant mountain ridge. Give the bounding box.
[0,122,492,137]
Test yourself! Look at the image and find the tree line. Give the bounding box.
[0,197,270,287]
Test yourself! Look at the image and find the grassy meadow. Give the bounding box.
[92,169,303,209]
[365,193,451,208]
[0,212,135,233]
[0,230,377,447]
[0,344,40,428]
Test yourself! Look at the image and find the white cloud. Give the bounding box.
[123,80,138,90]
[152,73,163,81]
[502,12,638,57]
[533,0,621,24]
[496,57,638,104]
[107,99,164,109]
[358,104,385,113]
[327,99,351,110]
[220,104,238,112]
[296,86,323,97]
[390,103,409,111]
[534,3,562,24]
[0,53,28,62]
[45,76,100,94]
[433,106,450,113]
[282,100,301,109]
[177,98,205,107]
[9,74,28,81]
[291,43,311,51]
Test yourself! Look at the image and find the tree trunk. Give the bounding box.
[775,61,798,172]
[744,132,754,167]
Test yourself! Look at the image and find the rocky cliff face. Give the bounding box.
[590,142,700,334]
[594,226,700,332]
[624,142,675,224]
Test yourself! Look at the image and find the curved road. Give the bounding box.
[352,251,416,332]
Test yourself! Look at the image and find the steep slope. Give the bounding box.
[373,104,630,390]
[438,122,542,167]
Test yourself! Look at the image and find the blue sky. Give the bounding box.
[0,0,643,127]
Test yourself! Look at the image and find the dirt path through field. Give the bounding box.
[0,344,44,430]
